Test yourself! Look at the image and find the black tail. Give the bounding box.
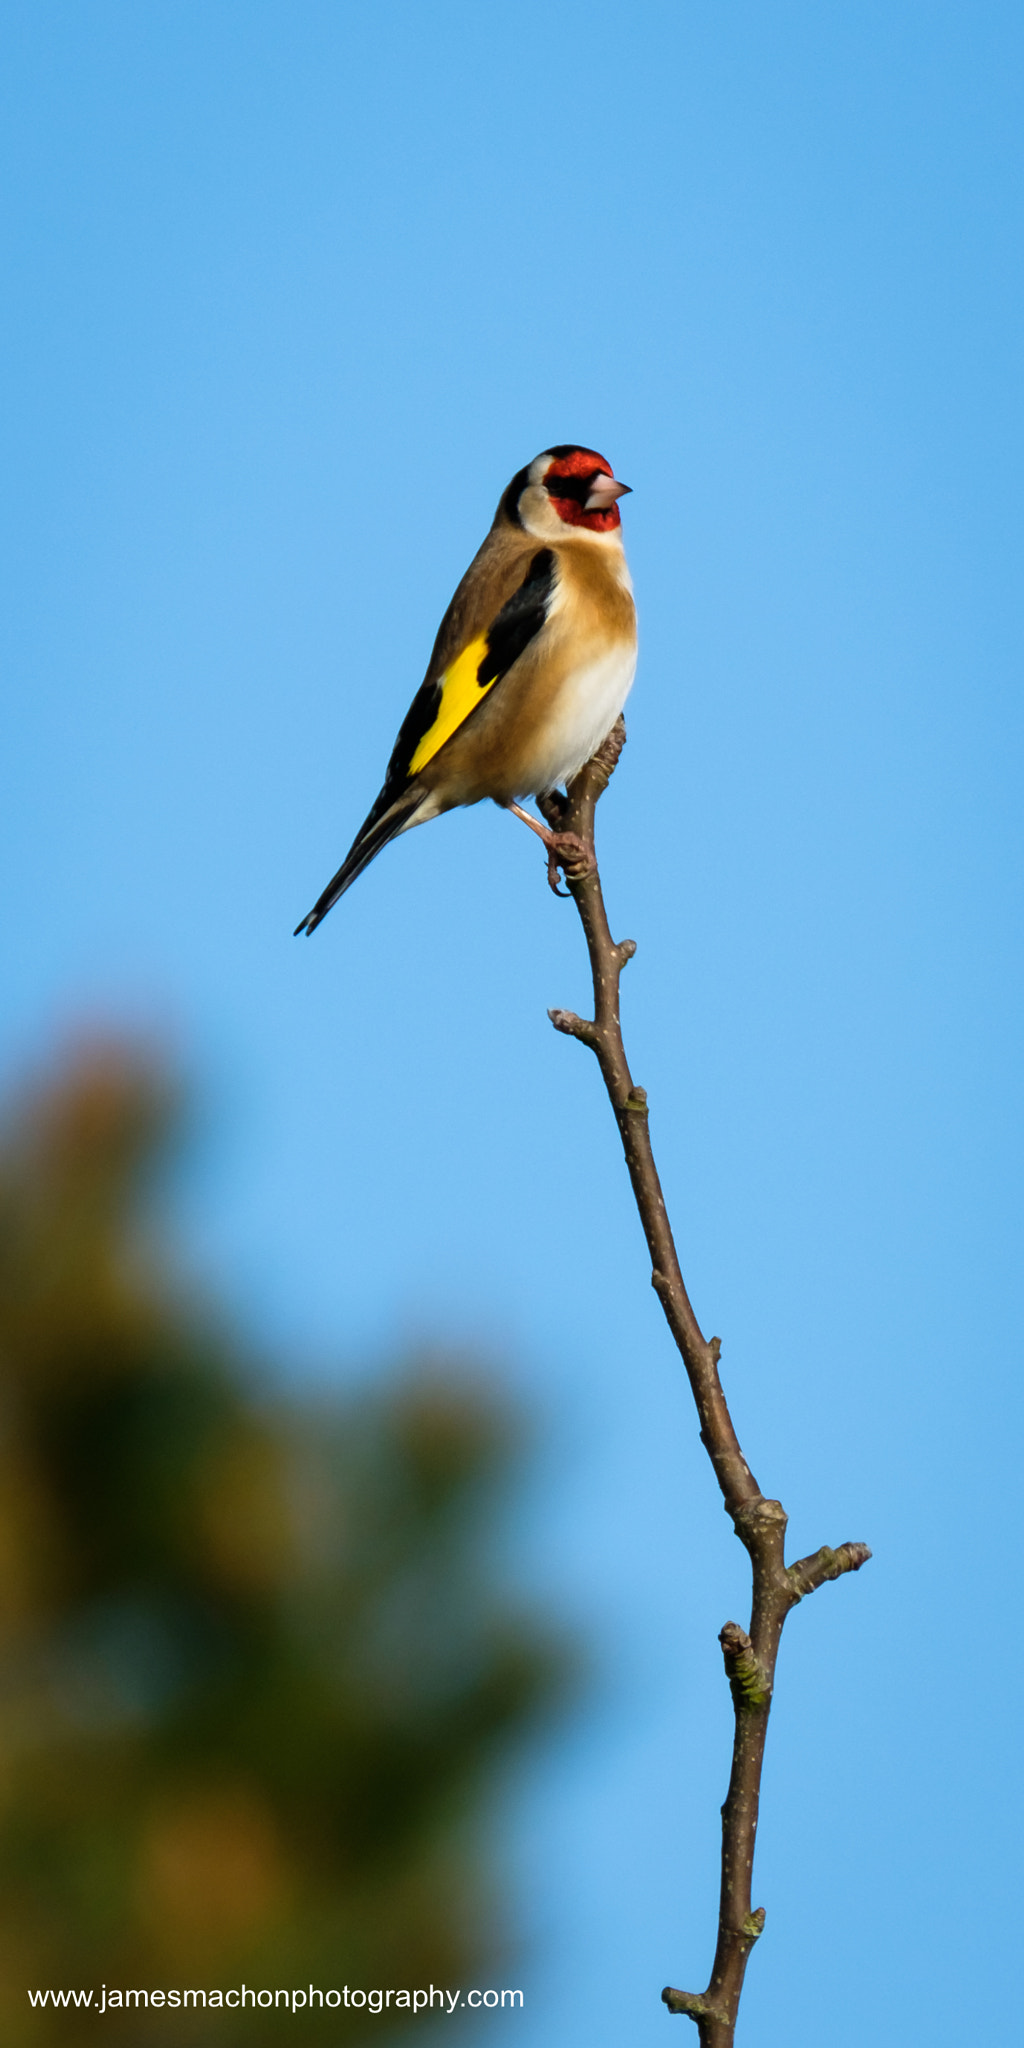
[294,785,424,935]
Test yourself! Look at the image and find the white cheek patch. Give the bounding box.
[518,484,565,541]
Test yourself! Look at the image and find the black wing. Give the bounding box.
[380,546,556,797]
[295,548,556,934]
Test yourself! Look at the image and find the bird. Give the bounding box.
[294,444,636,935]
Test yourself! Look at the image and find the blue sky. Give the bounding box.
[3,3,1022,2041]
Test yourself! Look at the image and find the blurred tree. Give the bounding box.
[0,1044,559,2040]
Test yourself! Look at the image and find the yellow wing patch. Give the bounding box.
[407,634,493,776]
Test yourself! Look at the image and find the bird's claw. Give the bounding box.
[545,830,590,896]
[547,852,570,897]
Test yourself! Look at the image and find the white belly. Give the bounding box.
[517,641,637,795]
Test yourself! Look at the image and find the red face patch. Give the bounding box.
[544,448,621,532]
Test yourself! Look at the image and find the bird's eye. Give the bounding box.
[545,471,601,506]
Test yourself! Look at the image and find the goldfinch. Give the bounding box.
[295,445,636,935]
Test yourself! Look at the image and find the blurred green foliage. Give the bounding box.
[0,1045,560,2040]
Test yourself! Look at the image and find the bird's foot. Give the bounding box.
[536,786,568,830]
[501,801,591,895]
[545,830,590,896]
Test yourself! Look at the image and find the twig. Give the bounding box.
[541,719,871,2046]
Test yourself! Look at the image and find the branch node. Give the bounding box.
[623,1085,648,1115]
[708,1335,722,1367]
[615,937,637,967]
[719,1622,772,1709]
[742,1908,766,1941]
[787,1540,873,1603]
[732,1494,787,1542]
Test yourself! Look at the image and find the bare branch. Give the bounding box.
[544,719,870,2045]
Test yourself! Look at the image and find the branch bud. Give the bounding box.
[720,1622,772,1709]
[662,1987,716,2021]
[547,1007,599,1047]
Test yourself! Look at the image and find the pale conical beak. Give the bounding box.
[585,473,632,511]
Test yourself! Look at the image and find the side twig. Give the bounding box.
[540,719,871,2047]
